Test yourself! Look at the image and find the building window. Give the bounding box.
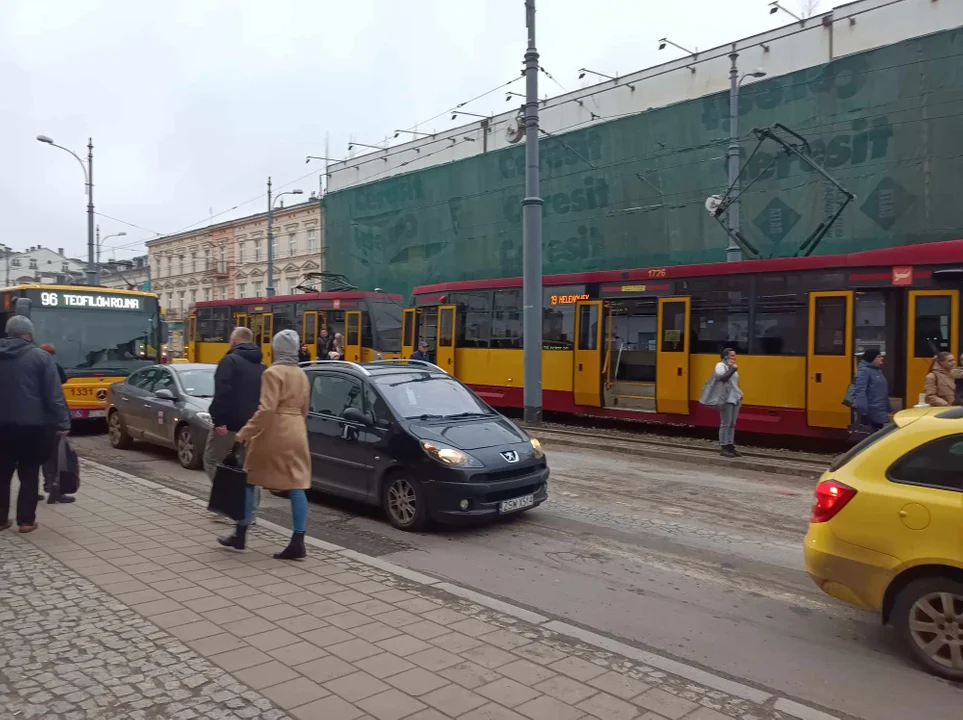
[252,282,262,296]
[204,248,211,271]
[61,262,69,272]
[204,287,211,301]
[178,291,186,309]
[12,258,20,267]
[254,241,261,263]
[29,259,38,270]
[307,229,317,253]
[190,289,197,304]
[190,252,196,273]
[272,238,278,259]
[237,283,246,297]
[220,286,228,300]
[288,233,297,257]
[237,241,244,265]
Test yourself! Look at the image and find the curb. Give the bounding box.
[536,432,823,479]
[89,459,841,720]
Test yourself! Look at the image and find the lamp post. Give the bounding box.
[266,177,303,297]
[726,53,766,262]
[37,134,97,285]
[522,0,543,426]
[95,226,126,264]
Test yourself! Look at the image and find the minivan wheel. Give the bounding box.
[108,410,133,449]
[893,577,963,681]
[177,425,202,470]
[383,474,428,532]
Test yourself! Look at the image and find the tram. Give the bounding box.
[405,240,963,438]
[186,290,404,365]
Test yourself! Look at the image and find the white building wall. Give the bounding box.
[326,0,962,192]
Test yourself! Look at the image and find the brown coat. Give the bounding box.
[236,364,311,491]
[924,366,956,407]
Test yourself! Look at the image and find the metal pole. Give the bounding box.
[87,138,98,284]
[266,176,275,297]
[96,225,101,265]
[522,0,543,426]
[726,51,742,262]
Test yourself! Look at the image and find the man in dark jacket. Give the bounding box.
[316,327,333,360]
[205,327,265,521]
[0,316,71,533]
[410,341,430,362]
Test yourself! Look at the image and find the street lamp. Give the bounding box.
[266,178,303,297]
[37,134,97,285]
[95,226,127,264]
[725,54,767,262]
[769,1,803,21]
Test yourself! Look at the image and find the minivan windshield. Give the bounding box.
[374,373,493,420]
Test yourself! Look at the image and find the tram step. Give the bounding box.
[609,394,657,411]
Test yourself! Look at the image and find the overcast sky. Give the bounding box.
[1,0,824,261]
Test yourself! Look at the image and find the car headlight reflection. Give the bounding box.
[196,411,213,426]
[422,442,483,468]
[530,437,544,459]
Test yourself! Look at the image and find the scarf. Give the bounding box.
[272,329,301,366]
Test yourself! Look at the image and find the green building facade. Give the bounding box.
[324,27,963,296]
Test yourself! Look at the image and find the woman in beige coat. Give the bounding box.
[924,351,957,407]
[218,329,311,560]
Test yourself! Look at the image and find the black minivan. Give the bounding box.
[302,360,549,531]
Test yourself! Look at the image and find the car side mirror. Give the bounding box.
[342,407,372,426]
[154,389,177,401]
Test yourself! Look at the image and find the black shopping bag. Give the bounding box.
[208,444,248,522]
[57,436,81,495]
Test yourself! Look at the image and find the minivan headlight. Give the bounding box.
[422,442,483,468]
[196,411,213,426]
[530,438,544,459]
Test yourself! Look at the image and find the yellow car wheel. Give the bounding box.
[893,576,963,681]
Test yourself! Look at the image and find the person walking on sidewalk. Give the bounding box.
[0,316,71,533]
[923,351,956,407]
[39,344,74,504]
[853,349,890,432]
[205,327,265,522]
[714,348,743,458]
[219,329,311,560]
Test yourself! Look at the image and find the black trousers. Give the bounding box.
[0,425,53,526]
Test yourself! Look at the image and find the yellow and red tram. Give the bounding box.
[186,291,404,365]
[405,240,963,438]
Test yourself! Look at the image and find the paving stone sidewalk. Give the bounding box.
[1,460,805,720]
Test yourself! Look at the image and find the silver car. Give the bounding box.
[106,363,216,469]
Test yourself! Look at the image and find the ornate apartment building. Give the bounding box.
[146,198,323,326]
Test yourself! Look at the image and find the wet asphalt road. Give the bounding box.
[68,424,963,720]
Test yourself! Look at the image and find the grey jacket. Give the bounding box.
[853,360,889,426]
[0,338,71,430]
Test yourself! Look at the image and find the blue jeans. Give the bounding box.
[239,486,307,533]
[719,402,740,447]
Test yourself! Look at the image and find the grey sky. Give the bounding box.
[1,0,820,261]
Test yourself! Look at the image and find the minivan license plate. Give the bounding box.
[499,494,534,513]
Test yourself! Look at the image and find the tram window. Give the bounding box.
[361,312,374,348]
[491,289,522,349]
[449,291,491,348]
[577,304,599,350]
[914,296,952,358]
[813,296,847,355]
[272,305,296,335]
[754,278,806,355]
[197,307,231,342]
[543,285,584,350]
[689,299,748,354]
[854,292,887,355]
[661,302,688,352]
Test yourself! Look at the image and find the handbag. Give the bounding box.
[841,383,856,408]
[699,373,724,407]
[56,436,81,495]
[208,443,248,522]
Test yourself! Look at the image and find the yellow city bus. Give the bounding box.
[186,290,404,365]
[0,284,167,421]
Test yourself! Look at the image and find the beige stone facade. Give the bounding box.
[146,199,323,324]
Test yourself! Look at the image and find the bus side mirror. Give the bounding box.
[160,322,169,343]
[14,298,31,318]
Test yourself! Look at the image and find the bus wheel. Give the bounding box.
[108,411,133,449]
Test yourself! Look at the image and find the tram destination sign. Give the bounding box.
[33,290,145,311]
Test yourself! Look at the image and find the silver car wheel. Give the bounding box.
[908,591,963,672]
[177,427,195,467]
[387,478,417,526]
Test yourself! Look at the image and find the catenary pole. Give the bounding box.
[726,49,742,262]
[266,177,275,297]
[522,0,543,425]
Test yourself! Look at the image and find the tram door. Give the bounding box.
[906,290,959,404]
[302,311,318,359]
[345,310,362,362]
[259,313,274,365]
[186,315,196,362]
[436,305,456,374]
[655,298,690,414]
[402,309,417,359]
[573,300,602,406]
[807,291,853,429]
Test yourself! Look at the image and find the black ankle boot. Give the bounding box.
[274,531,306,561]
[218,524,248,551]
[728,444,742,457]
[720,445,734,458]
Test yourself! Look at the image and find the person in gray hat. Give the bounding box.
[0,315,71,533]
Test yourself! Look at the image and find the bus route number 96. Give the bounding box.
[40,292,60,307]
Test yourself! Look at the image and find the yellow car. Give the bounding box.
[804,406,963,680]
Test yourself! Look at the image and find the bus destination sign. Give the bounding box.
[38,291,144,311]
